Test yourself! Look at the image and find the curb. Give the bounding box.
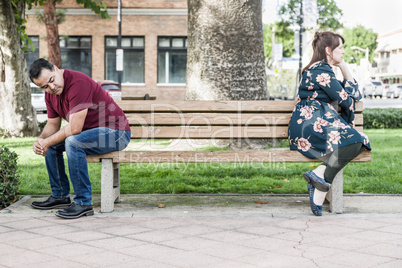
[0,195,31,214]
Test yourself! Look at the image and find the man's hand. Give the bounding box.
[33,138,46,156]
[33,117,62,157]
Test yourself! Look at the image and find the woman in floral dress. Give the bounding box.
[288,31,371,216]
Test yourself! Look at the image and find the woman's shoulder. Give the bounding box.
[308,61,330,69]
[308,62,334,74]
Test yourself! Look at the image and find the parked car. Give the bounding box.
[269,85,289,100]
[384,84,391,98]
[278,86,289,100]
[30,82,47,113]
[362,81,384,98]
[97,80,121,101]
[388,84,402,99]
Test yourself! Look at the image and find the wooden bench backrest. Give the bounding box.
[121,94,157,100]
[117,100,364,140]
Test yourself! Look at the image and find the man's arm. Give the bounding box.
[39,117,62,139]
[34,109,88,156]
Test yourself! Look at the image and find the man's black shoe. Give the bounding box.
[55,203,94,219]
[31,196,71,210]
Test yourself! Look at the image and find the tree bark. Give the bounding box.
[186,0,268,100]
[44,0,61,68]
[0,0,39,137]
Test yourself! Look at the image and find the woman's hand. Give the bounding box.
[334,59,346,69]
[335,60,353,81]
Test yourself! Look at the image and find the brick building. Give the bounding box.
[25,0,188,100]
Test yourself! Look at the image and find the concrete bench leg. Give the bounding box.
[101,159,120,213]
[326,169,343,213]
[113,162,121,203]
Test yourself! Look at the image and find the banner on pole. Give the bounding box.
[303,0,318,29]
[273,43,283,62]
[116,49,124,71]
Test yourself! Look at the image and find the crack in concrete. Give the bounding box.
[296,218,320,267]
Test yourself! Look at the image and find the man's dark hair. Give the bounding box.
[29,58,54,82]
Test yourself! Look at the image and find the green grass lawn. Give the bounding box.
[1,129,401,195]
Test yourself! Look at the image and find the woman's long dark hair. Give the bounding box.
[302,31,345,74]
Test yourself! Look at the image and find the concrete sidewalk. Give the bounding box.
[1,195,402,267]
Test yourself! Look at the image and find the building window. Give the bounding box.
[105,36,145,84]
[59,36,92,77]
[25,36,39,69]
[157,36,187,84]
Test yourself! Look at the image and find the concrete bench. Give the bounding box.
[87,100,371,213]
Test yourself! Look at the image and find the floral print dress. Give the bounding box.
[288,62,371,159]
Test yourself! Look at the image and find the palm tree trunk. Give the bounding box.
[186,0,268,100]
[0,0,39,137]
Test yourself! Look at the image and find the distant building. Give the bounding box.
[374,29,402,84]
[25,0,188,100]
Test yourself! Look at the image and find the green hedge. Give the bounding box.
[363,108,402,129]
[0,147,20,209]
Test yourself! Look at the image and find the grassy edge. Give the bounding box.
[1,129,401,195]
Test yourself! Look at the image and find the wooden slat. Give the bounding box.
[87,149,371,163]
[122,95,157,100]
[355,114,363,125]
[131,126,289,139]
[125,113,364,126]
[117,100,364,113]
[118,100,297,113]
[129,126,364,139]
[126,113,292,126]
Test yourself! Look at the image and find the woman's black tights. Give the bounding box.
[322,143,365,184]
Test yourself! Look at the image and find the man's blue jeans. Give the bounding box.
[45,127,130,205]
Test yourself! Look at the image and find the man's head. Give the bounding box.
[29,59,64,95]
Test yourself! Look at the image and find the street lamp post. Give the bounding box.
[117,0,123,88]
[351,46,371,86]
[298,1,303,84]
[351,45,369,65]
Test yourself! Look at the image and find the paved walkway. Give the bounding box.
[1,195,402,267]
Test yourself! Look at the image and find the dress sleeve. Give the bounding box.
[312,66,357,125]
[340,79,362,101]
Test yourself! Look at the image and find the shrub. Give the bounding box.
[363,108,402,129]
[0,128,11,138]
[0,147,20,209]
[38,120,47,133]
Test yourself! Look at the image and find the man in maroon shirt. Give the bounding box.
[29,59,131,219]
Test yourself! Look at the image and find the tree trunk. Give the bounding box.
[0,0,39,137]
[44,0,61,68]
[186,0,268,100]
